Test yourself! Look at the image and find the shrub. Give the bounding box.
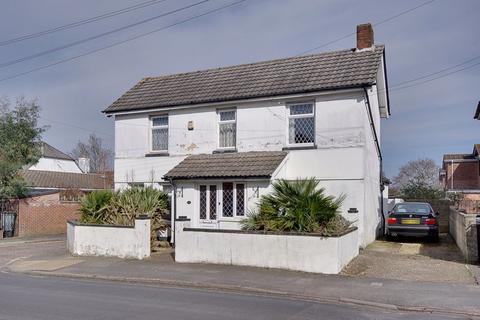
[242,178,348,234]
[107,187,169,240]
[79,190,114,224]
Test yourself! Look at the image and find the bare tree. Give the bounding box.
[71,134,112,173]
[392,158,440,190]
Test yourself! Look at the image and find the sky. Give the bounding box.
[0,0,478,178]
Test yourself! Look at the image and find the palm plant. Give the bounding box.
[242,178,346,233]
[78,190,114,224]
[107,186,169,244]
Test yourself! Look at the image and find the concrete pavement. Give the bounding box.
[2,238,480,318]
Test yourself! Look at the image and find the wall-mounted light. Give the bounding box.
[188,121,194,131]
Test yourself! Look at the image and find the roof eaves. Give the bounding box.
[103,83,373,115]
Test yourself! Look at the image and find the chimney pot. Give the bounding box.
[357,23,374,50]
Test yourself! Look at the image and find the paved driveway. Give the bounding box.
[342,234,478,284]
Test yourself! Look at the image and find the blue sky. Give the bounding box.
[0,0,478,178]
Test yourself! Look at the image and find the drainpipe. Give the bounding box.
[451,160,454,190]
[167,178,177,246]
[363,87,385,235]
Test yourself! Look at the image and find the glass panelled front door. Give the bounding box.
[199,184,218,222]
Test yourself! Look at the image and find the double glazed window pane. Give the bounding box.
[236,184,245,216]
[152,116,168,126]
[288,117,314,144]
[290,104,313,115]
[220,111,235,121]
[152,127,168,151]
[288,103,314,144]
[152,116,168,151]
[219,123,236,148]
[219,110,236,148]
[222,183,234,217]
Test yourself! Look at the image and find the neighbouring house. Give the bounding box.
[440,144,480,202]
[474,101,479,120]
[29,142,83,173]
[0,142,113,238]
[103,23,390,248]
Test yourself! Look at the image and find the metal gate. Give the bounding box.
[1,200,18,238]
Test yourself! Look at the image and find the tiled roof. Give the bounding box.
[164,151,287,180]
[40,142,73,160]
[21,170,113,190]
[443,154,476,161]
[104,45,384,114]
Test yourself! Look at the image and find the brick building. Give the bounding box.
[1,142,113,238]
[14,170,113,237]
[440,144,480,200]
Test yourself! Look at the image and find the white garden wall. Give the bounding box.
[175,220,359,274]
[67,217,150,259]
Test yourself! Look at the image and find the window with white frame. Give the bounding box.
[288,103,315,145]
[221,182,245,218]
[151,116,168,151]
[218,110,236,148]
[198,182,245,220]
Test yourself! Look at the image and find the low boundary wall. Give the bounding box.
[175,219,359,274]
[449,208,478,263]
[67,216,150,259]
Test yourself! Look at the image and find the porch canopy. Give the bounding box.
[163,151,287,180]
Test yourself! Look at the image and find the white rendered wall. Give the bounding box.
[114,89,383,246]
[29,157,82,173]
[114,90,368,187]
[175,220,359,274]
[67,218,150,259]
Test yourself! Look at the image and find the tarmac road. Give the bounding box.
[0,272,470,320]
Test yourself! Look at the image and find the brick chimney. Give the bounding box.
[356,23,374,50]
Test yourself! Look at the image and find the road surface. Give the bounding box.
[0,272,468,320]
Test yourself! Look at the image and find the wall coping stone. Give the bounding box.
[67,220,134,229]
[183,226,358,238]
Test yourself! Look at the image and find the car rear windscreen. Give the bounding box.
[393,203,432,215]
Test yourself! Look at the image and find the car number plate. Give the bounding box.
[402,218,420,225]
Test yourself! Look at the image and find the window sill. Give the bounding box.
[282,145,317,151]
[212,148,237,154]
[145,151,169,157]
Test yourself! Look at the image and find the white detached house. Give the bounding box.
[104,23,390,248]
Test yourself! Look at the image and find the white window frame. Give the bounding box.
[195,181,247,222]
[150,115,169,152]
[286,102,315,147]
[217,109,237,150]
[220,182,246,219]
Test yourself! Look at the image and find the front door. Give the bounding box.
[198,184,219,227]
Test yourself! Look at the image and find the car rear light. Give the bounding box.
[387,217,397,225]
[425,218,436,225]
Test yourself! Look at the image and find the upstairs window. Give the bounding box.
[151,116,168,151]
[218,110,236,148]
[288,103,315,145]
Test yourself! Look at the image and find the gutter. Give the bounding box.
[363,87,385,235]
[382,49,392,117]
[103,86,368,117]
